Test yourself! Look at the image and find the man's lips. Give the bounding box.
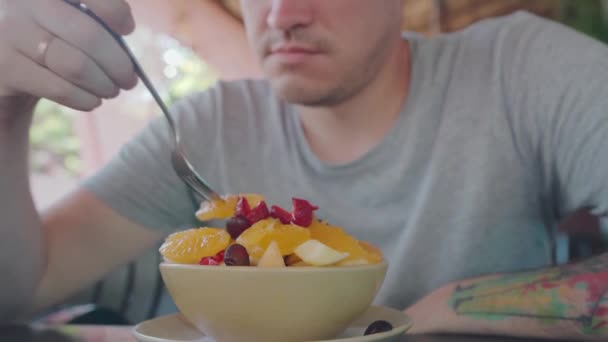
[267,44,321,65]
[271,44,319,54]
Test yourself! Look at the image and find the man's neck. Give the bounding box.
[297,40,411,165]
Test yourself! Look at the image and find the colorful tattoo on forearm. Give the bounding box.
[449,254,608,335]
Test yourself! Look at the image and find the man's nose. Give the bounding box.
[266,0,313,31]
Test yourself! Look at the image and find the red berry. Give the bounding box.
[292,198,319,211]
[270,205,293,224]
[235,197,251,217]
[199,256,220,266]
[291,198,319,227]
[224,244,250,266]
[245,201,270,224]
[226,216,251,239]
[214,250,225,263]
[292,210,314,227]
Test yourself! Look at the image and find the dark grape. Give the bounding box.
[224,244,250,266]
[226,216,251,239]
[364,320,393,335]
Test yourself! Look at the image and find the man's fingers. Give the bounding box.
[6,50,102,111]
[24,0,137,90]
[45,37,120,99]
[8,16,119,99]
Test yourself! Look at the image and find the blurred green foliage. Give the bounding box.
[164,48,219,105]
[559,0,608,43]
[30,100,82,176]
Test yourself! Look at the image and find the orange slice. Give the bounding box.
[308,220,368,263]
[236,218,311,259]
[159,227,231,264]
[196,193,264,221]
[359,240,384,264]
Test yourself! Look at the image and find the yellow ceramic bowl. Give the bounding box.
[159,261,388,342]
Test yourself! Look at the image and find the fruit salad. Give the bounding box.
[159,194,383,267]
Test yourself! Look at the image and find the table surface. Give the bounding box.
[0,323,574,342]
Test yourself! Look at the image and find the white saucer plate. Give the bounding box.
[133,305,412,342]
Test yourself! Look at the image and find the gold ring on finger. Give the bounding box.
[36,36,54,68]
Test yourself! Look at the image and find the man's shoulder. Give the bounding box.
[405,11,561,64]
[459,10,560,38]
[463,10,607,56]
[420,9,607,80]
[469,10,549,29]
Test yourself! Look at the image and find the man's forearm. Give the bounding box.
[445,253,608,340]
[0,103,46,322]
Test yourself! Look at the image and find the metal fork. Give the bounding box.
[62,0,222,202]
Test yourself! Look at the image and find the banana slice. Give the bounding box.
[294,239,349,266]
[258,241,286,268]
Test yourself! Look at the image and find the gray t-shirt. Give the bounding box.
[83,11,608,311]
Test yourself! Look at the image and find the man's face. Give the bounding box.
[240,0,404,106]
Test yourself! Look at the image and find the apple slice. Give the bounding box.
[294,239,349,266]
[258,241,286,268]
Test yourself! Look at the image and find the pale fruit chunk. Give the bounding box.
[258,241,286,268]
[294,239,349,266]
[249,256,260,267]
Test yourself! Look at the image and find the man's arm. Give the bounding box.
[24,189,164,319]
[0,108,163,322]
[0,100,46,321]
[0,0,162,322]
[405,253,608,340]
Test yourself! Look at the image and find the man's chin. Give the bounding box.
[268,78,333,106]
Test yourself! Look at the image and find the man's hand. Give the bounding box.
[0,0,138,123]
[0,0,144,321]
[404,253,608,341]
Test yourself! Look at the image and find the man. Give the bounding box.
[0,0,607,339]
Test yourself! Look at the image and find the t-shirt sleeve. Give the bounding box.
[501,12,608,227]
[79,91,217,233]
